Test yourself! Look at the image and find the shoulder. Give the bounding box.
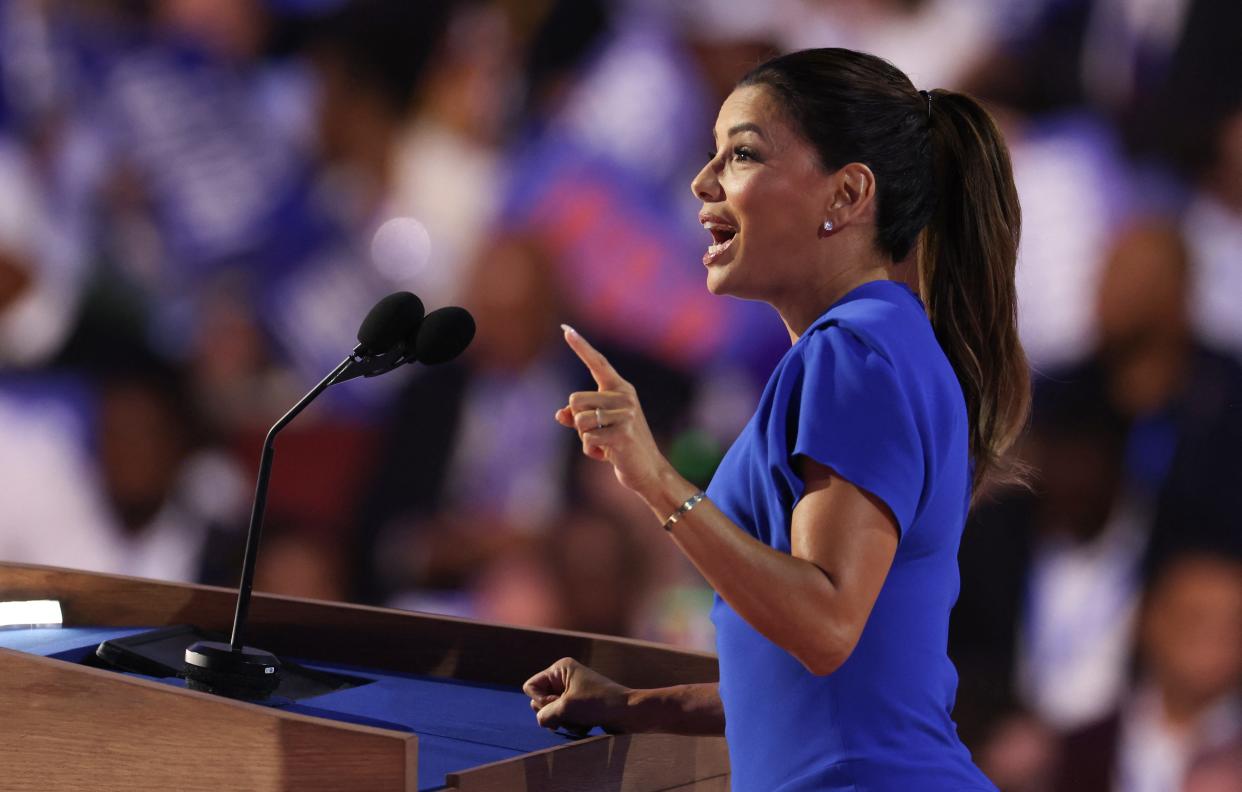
[793,286,927,398]
[793,321,903,406]
[783,317,929,536]
[808,283,934,361]
[801,283,963,416]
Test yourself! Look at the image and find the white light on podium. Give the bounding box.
[0,599,63,629]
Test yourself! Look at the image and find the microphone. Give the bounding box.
[335,303,476,383]
[356,290,425,355]
[183,291,428,700]
[333,291,425,383]
[415,306,476,365]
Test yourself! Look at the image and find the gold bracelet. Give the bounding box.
[662,491,706,532]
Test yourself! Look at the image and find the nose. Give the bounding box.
[690,157,722,202]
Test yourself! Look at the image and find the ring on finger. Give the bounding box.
[595,407,604,430]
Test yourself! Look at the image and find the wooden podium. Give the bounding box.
[0,563,729,791]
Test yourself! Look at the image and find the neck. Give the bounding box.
[1125,340,1190,417]
[776,261,901,343]
[1158,684,1224,732]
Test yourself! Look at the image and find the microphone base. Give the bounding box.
[183,640,281,701]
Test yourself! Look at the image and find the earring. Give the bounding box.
[822,220,834,232]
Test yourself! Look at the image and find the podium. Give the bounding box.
[0,563,729,791]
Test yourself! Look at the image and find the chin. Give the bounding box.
[704,251,743,294]
[705,266,732,296]
[705,263,759,301]
[705,270,722,295]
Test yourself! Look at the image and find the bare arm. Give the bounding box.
[626,682,724,735]
[523,659,724,736]
[557,326,898,676]
[637,459,898,675]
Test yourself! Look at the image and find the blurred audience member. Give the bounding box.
[969,0,1242,175]
[350,232,583,609]
[253,515,347,602]
[1007,111,1132,369]
[1096,222,1196,422]
[87,0,304,289]
[1092,221,1242,534]
[1054,548,1242,792]
[0,352,247,583]
[953,367,1136,772]
[568,450,717,651]
[541,505,652,636]
[976,711,1060,792]
[956,217,1242,748]
[388,1,516,308]
[306,0,453,221]
[469,540,560,629]
[185,276,288,434]
[1185,109,1242,363]
[456,500,660,637]
[247,0,455,395]
[1015,373,1147,732]
[0,135,87,368]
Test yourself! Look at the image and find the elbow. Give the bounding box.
[793,624,860,677]
[797,646,851,677]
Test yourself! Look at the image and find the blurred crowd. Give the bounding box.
[0,1,1239,789]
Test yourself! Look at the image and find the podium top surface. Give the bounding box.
[0,623,581,791]
[0,563,727,792]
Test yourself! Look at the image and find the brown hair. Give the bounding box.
[740,49,1030,497]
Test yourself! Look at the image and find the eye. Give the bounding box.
[732,146,758,163]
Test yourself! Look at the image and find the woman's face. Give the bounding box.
[690,85,832,302]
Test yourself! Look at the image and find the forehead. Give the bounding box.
[714,84,795,142]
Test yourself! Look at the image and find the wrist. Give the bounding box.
[621,687,656,733]
[636,464,699,523]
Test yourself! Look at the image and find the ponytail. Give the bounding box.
[740,50,1031,501]
[923,91,1029,496]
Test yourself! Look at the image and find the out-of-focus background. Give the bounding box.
[0,0,1239,788]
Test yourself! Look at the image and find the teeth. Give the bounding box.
[707,237,735,255]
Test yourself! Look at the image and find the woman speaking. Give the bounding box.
[524,48,1027,791]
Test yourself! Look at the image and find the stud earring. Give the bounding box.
[822,220,834,232]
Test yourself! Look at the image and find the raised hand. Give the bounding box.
[555,325,672,498]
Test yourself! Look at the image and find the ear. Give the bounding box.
[823,162,877,230]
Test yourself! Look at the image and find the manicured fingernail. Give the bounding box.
[560,323,577,336]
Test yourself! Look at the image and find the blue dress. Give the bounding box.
[707,280,997,791]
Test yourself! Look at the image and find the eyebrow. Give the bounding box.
[728,122,766,138]
[713,122,768,142]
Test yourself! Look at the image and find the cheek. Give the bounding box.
[730,172,817,253]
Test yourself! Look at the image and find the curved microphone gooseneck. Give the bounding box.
[182,291,426,700]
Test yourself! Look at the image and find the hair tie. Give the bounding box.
[918,89,932,121]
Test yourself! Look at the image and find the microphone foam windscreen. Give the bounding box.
[415,306,475,365]
[357,292,425,354]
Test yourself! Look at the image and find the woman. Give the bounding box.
[524,48,1028,791]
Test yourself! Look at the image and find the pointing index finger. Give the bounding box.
[561,324,625,390]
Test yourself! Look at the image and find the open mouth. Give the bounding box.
[702,221,738,265]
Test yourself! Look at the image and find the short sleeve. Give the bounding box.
[790,325,925,537]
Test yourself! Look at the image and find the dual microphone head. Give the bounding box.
[340,292,475,383]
